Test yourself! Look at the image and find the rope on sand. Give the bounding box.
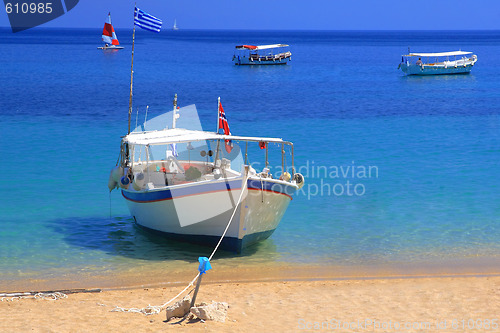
[1,292,68,302]
[34,292,68,300]
[111,275,199,315]
[0,288,101,302]
[111,173,250,316]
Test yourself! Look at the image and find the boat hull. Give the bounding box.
[400,63,474,75]
[233,55,291,65]
[98,46,124,50]
[122,176,297,252]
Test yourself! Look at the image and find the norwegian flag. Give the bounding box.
[218,100,233,153]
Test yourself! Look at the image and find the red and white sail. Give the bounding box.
[102,13,120,46]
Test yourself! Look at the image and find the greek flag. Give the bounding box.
[134,7,162,33]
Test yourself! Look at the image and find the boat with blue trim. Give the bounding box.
[109,96,304,253]
[233,44,291,65]
[399,51,477,75]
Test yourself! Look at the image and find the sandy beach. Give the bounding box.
[1,273,499,333]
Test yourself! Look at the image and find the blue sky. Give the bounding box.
[1,0,500,30]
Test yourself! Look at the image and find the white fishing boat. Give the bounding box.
[233,44,291,65]
[109,96,304,252]
[98,12,124,50]
[172,19,179,30]
[399,51,477,75]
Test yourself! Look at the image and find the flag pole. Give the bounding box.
[127,7,136,135]
[214,97,221,167]
[216,97,220,134]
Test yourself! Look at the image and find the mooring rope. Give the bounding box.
[111,173,250,315]
[1,292,68,302]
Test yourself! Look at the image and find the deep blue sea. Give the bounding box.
[1,28,499,289]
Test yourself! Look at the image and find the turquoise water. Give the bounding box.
[1,29,499,288]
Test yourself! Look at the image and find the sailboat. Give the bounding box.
[172,19,179,30]
[98,12,124,50]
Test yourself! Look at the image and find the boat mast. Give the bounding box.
[216,97,220,133]
[172,94,179,128]
[214,97,221,165]
[128,8,137,135]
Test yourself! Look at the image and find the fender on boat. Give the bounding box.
[108,166,124,192]
[293,173,305,189]
[119,168,131,189]
[132,172,145,191]
[108,173,117,192]
[111,166,124,183]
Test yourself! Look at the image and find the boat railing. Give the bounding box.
[131,159,244,189]
[403,54,476,68]
[247,50,291,62]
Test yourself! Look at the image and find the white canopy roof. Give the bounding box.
[236,44,289,50]
[404,51,473,57]
[124,128,291,146]
[254,44,288,50]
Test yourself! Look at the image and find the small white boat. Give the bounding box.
[172,19,179,30]
[233,44,291,65]
[109,96,304,253]
[98,12,124,50]
[399,51,477,75]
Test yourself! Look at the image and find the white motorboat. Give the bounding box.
[399,51,477,75]
[233,44,291,65]
[109,96,304,252]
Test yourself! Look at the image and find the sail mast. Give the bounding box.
[217,97,220,133]
[128,9,136,135]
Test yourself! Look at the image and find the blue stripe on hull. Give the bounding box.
[123,179,241,202]
[135,222,276,253]
[123,178,296,203]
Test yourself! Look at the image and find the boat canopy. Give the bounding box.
[235,45,258,50]
[235,44,289,50]
[124,128,290,146]
[403,51,473,57]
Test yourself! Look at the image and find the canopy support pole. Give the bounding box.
[214,139,221,167]
[245,141,248,165]
[281,143,284,175]
[265,143,269,168]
